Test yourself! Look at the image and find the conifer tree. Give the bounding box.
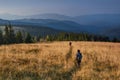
[0,30,3,44]
[9,23,16,43]
[4,25,9,44]
[16,31,23,43]
[24,33,32,43]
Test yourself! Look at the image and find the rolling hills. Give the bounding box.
[0,13,120,38]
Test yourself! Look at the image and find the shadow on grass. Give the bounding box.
[40,46,79,80]
[42,64,78,80]
[66,46,73,63]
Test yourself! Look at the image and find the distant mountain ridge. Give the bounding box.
[0,13,22,20]
[74,14,120,26]
[0,13,120,27]
[26,13,73,20]
[12,19,87,32]
[0,13,120,38]
[0,18,87,33]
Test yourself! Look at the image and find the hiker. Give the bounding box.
[76,49,82,67]
[69,42,72,46]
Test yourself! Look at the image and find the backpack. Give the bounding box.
[77,53,82,61]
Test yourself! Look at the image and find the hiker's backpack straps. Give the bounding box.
[77,53,82,61]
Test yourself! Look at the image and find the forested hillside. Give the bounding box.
[0,24,119,45]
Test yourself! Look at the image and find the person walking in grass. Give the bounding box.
[69,42,72,46]
[76,49,82,67]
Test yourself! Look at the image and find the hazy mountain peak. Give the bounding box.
[0,13,23,20]
[26,13,73,20]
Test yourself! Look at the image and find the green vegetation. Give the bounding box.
[0,24,119,45]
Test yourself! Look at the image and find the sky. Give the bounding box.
[0,0,120,16]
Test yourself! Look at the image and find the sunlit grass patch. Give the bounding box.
[0,42,120,80]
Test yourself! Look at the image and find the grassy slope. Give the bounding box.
[0,42,120,80]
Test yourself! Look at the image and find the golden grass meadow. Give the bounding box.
[0,41,120,80]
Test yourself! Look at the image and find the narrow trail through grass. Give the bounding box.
[64,45,81,80]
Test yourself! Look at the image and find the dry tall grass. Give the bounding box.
[0,41,120,80]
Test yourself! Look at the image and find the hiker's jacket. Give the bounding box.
[76,52,82,61]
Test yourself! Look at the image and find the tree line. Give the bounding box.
[0,24,119,45]
[0,24,35,45]
[46,32,120,42]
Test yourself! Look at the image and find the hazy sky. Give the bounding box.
[0,0,120,16]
